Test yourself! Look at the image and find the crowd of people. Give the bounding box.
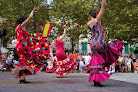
[113,55,138,73]
[0,50,15,72]
[1,49,137,74]
[66,52,138,74]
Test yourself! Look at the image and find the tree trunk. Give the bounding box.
[33,14,36,33]
[71,39,74,53]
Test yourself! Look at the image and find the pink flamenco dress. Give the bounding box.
[55,39,77,77]
[87,22,123,83]
[12,25,50,78]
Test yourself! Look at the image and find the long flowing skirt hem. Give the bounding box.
[56,58,77,76]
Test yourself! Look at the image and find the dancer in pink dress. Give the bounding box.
[52,26,77,78]
[87,0,123,87]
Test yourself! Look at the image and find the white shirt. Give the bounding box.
[79,61,84,66]
[124,58,128,64]
[127,59,131,65]
[12,39,17,48]
[6,54,13,65]
[83,55,91,65]
[0,64,3,68]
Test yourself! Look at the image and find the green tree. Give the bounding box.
[51,0,138,46]
[0,0,51,42]
[51,0,98,51]
[104,0,138,44]
[0,0,137,47]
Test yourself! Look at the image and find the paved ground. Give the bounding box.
[0,72,138,92]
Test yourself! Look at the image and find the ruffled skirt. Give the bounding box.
[87,40,123,82]
[56,58,77,77]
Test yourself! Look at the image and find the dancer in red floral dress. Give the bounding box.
[12,8,50,83]
[54,26,77,78]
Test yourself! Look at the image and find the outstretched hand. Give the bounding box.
[29,8,38,18]
[63,25,66,29]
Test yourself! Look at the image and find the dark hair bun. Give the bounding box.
[89,10,96,18]
[17,16,26,24]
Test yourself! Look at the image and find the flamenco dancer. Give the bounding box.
[52,26,77,78]
[45,41,56,73]
[12,8,50,83]
[87,0,123,87]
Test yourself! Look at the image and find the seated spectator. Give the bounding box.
[6,54,13,70]
[121,60,127,72]
[0,53,7,71]
[108,63,115,75]
[0,61,4,72]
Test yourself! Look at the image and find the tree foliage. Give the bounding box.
[0,0,137,46]
[0,0,51,42]
[104,0,138,44]
[51,0,138,45]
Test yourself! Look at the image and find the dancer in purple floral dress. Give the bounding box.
[87,0,123,87]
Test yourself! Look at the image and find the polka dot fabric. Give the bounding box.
[13,25,50,78]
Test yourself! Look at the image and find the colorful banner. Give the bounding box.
[42,23,52,37]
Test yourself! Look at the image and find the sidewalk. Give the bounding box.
[110,73,138,84]
[0,72,138,92]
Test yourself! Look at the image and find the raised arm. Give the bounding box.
[96,0,106,22]
[59,27,66,41]
[49,40,55,48]
[21,8,38,27]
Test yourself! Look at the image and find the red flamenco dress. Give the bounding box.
[12,25,50,78]
[55,39,77,77]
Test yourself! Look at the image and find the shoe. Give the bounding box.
[94,81,104,87]
[94,81,98,86]
[19,79,30,84]
[56,74,64,78]
[97,82,104,87]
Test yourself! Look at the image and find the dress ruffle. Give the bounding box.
[103,40,123,67]
[56,58,77,76]
[88,71,110,82]
[87,41,122,82]
[12,25,50,78]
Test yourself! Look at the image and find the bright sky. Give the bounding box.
[47,0,52,4]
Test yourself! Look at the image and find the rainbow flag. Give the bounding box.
[42,23,52,37]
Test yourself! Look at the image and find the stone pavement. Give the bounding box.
[0,72,138,92]
[110,73,138,84]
